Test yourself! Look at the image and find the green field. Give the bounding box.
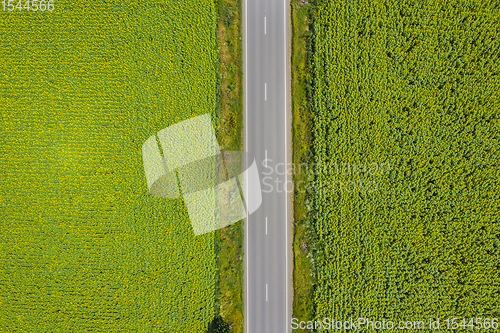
[304,0,500,329]
[0,1,221,331]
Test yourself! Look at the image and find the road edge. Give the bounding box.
[284,1,293,332]
[242,0,249,332]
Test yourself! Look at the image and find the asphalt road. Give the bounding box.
[243,0,291,332]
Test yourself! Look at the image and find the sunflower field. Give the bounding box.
[0,1,219,331]
[307,0,500,327]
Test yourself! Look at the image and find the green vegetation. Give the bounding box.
[0,1,224,331]
[296,0,500,328]
[217,0,244,151]
[207,316,232,333]
[291,0,315,331]
[214,0,245,332]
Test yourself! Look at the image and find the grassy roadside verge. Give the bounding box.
[217,0,243,152]
[213,0,244,332]
[291,0,315,331]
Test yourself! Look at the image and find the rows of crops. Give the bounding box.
[308,0,500,325]
[0,1,219,331]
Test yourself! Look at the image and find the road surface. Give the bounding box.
[243,0,291,332]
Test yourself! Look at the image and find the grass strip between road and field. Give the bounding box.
[213,0,245,332]
[291,0,315,332]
